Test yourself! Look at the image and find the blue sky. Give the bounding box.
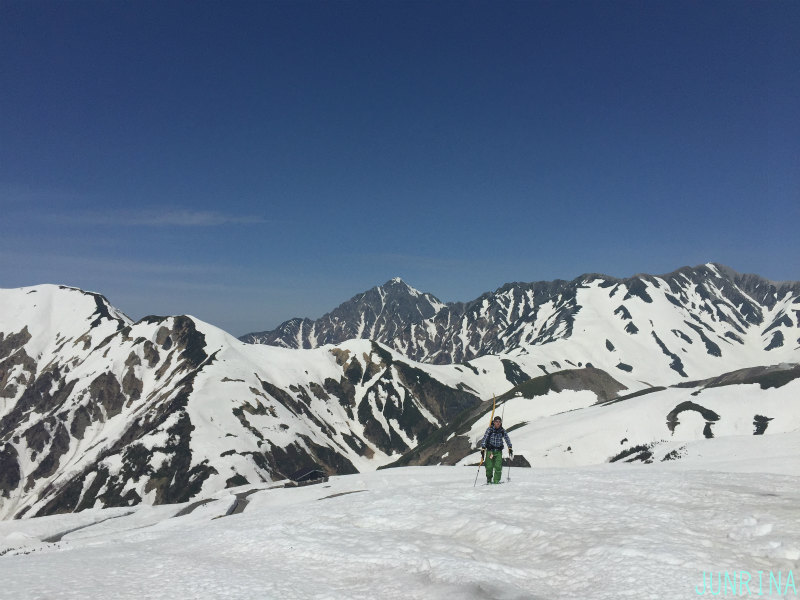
[2,1,798,336]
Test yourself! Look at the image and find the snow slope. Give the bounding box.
[457,373,800,469]
[446,274,800,389]
[0,285,498,518]
[1,454,799,600]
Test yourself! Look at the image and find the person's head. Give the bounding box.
[493,417,502,429]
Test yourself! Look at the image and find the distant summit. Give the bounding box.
[239,277,446,348]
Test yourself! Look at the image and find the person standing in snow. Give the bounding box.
[480,416,513,484]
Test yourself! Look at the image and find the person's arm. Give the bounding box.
[504,431,512,451]
[480,427,491,448]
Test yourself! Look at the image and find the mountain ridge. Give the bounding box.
[0,285,493,519]
[241,263,800,365]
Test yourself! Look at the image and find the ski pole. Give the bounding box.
[473,450,484,487]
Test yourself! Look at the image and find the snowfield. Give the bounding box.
[2,436,799,600]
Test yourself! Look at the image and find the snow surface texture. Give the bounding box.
[2,456,799,600]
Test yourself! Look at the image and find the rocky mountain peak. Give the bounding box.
[240,277,446,348]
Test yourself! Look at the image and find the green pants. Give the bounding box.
[484,449,503,483]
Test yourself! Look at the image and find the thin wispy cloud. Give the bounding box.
[0,250,239,278]
[54,209,267,227]
[0,186,268,227]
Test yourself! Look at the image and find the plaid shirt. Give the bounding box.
[481,426,512,450]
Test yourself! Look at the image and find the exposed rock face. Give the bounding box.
[497,367,628,403]
[240,278,446,349]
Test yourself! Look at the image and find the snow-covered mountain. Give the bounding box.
[1,262,798,520]
[243,264,800,374]
[0,285,491,519]
[240,277,447,348]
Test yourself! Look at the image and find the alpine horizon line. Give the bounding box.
[239,262,800,365]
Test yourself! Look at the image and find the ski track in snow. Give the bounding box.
[2,465,799,600]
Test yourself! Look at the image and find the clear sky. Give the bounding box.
[2,1,798,336]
